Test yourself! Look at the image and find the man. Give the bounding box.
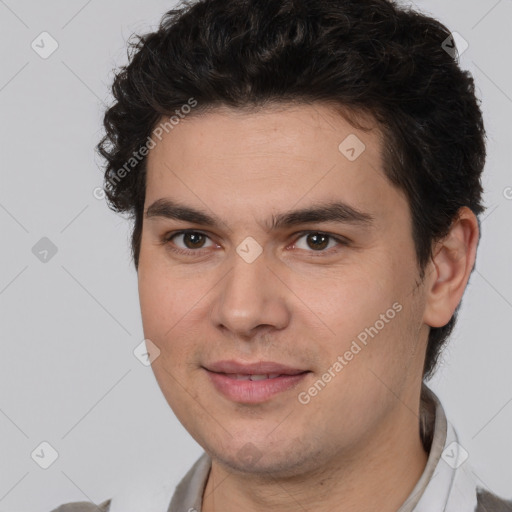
[52,0,511,510]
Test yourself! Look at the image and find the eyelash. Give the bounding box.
[162,230,350,257]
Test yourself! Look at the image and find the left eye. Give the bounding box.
[167,231,215,251]
[292,232,345,253]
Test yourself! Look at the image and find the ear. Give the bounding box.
[422,207,480,328]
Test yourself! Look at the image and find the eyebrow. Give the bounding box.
[145,198,374,231]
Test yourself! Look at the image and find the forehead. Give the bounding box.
[143,103,403,228]
[147,102,382,169]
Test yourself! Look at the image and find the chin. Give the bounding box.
[209,437,323,479]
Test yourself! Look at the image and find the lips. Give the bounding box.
[204,360,310,403]
[205,359,307,376]
[224,373,283,380]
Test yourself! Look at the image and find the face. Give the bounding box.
[138,103,430,477]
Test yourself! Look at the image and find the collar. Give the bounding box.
[109,384,479,512]
[397,385,478,512]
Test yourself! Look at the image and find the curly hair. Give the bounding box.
[97,0,486,380]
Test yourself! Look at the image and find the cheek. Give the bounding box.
[314,266,398,338]
[138,242,185,326]
[315,257,420,372]
[138,272,170,335]
[138,263,201,414]
[138,252,182,353]
[137,250,206,372]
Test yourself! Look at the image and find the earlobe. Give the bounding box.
[422,207,480,328]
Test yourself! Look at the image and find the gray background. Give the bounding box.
[0,0,511,510]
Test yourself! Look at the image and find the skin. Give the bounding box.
[137,103,479,512]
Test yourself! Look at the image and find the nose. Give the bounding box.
[209,248,290,340]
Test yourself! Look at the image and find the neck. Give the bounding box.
[202,393,430,512]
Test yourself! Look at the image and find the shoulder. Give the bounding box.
[476,488,512,511]
[49,498,111,512]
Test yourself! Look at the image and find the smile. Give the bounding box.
[224,373,283,380]
[205,369,310,403]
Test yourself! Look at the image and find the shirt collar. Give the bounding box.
[397,384,478,512]
[109,384,479,512]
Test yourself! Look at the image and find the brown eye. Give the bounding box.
[164,231,216,254]
[305,233,329,251]
[180,232,207,249]
[293,232,347,254]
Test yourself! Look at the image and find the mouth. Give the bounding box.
[204,359,308,375]
[203,360,311,403]
[220,373,299,381]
